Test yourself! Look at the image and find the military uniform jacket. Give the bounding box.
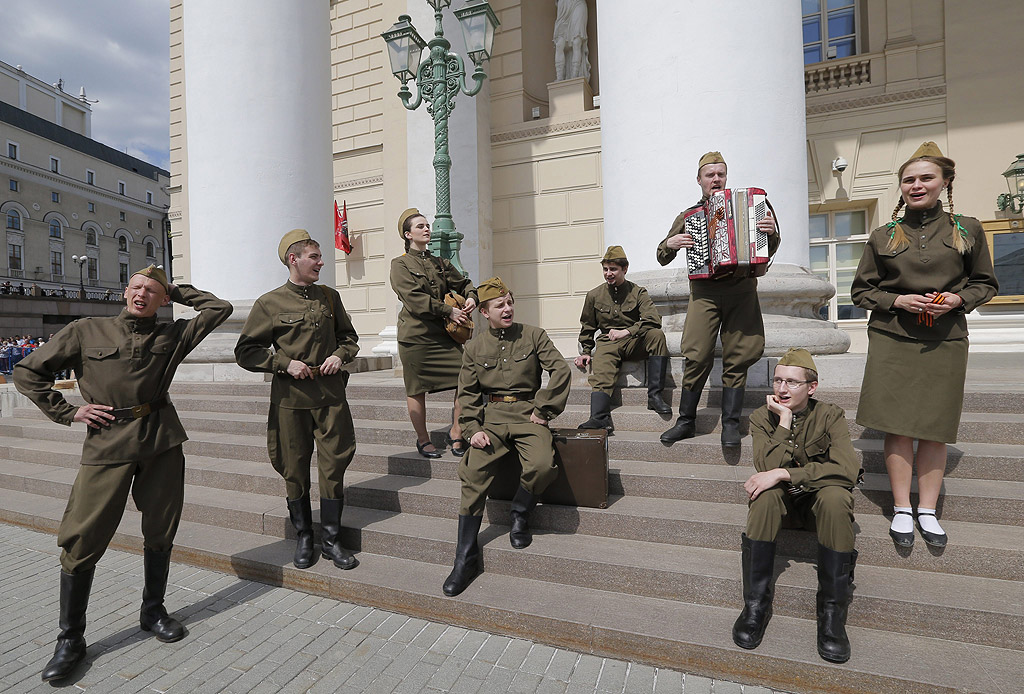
[749,398,860,492]
[14,285,232,465]
[390,251,477,344]
[235,281,359,409]
[577,280,662,356]
[657,199,781,296]
[851,204,998,341]
[458,323,571,440]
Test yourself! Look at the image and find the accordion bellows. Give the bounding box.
[684,188,772,280]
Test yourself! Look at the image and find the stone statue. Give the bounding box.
[554,0,590,82]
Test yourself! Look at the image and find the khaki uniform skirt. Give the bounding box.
[856,328,968,443]
[399,340,464,396]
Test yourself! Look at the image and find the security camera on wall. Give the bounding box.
[831,157,848,173]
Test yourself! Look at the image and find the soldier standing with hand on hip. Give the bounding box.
[236,229,361,573]
[15,265,232,682]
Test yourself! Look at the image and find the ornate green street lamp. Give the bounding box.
[382,0,500,274]
[996,154,1024,215]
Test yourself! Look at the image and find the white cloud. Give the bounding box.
[0,1,169,170]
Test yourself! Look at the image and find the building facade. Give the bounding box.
[1,61,170,298]
[170,0,1024,355]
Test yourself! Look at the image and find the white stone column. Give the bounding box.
[595,0,847,362]
[178,0,333,378]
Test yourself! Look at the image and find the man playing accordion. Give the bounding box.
[657,151,779,446]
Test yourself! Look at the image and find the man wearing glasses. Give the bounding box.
[732,348,861,665]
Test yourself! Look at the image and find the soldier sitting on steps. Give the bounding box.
[574,245,672,433]
[732,348,861,664]
[442,277,571,597]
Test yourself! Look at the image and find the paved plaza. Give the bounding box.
[1,524,785,694]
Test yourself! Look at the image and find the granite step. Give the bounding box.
[1,455,1018,581]
[0,470,1018,650]
[2,425,1022,526]
[0,488,1018,694]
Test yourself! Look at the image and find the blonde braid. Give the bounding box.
[947,183,972,254]
[885,198,909,253]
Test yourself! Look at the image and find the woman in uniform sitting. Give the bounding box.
[390,208,477,458]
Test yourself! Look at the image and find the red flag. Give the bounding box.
[335,200,352,254]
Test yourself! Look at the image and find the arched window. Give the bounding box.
[85,229,97,246]
[146,241,155,258]
[118,235,128,252]
[49,219,62,238]
[6,210,20,230]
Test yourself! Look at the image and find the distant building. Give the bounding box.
[0,60,169,296]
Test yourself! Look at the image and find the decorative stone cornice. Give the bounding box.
[491,116,601,143]
[0,158,166,215]
[333,174,383,192]
[806,86,946,115]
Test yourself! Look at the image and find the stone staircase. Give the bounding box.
[0,373,1021,693]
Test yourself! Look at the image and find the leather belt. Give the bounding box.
[110,395,170,423]
[487,393,535,403]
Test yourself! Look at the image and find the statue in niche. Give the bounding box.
[554,0,590,82]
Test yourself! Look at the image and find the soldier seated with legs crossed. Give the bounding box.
[733,348,860,664]
[235,229,361,572]
[443,277,571,596]
[14,265,233,682]
[575,245,671,432]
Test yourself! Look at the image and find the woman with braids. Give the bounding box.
[391,208,477,458]
[851,142,998,549]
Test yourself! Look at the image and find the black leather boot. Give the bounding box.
[442,514,483,596]
[578,391,614,432]
[320,497,359,570]
[660,389,701,443]
[41,568,93,682]
[509,485,539,549]
[816,544,857,663]
[732,534,776,650]
[139,549,185,643]
[720,386,745,447]
[646,356,672,414]
[287,495,317,569]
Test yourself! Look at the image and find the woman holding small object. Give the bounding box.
[852,142,998,549]
[391,208,477,458]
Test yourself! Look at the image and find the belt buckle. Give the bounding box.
[131,403,151,419]
[503,395,516,403]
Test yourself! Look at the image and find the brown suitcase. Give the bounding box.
[489,428,609,509]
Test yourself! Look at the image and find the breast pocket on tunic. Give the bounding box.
[149,337,176,360]
[83,346,120,378]
[804,432,832,461]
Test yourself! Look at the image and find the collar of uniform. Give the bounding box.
[791,397,817,422]
[903,202,943,227]
[285,280,316,297]
[488,323,519,339]
[607,279,629,295]
[117,309,157,333]
[410,249,432,259]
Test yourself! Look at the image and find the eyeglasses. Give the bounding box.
[772,378,812,388]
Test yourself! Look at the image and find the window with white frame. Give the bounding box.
[86,169,95,185]
[6,210,21,230]
[118,235,128,252]
[802,0,857,65]
[146,190,153,204]
[51,191,60,203]
[49,219,62,238]
[87,202,95,213]
[9,179,17,192]
[119,261,129,286]
[118,180,126,195]
[808,209,869,321]
[51,250,63,277]
[50,157,60,173]
[146,241,156,259]
[7,142,17,160]
[88,257,98,284]
[119,211,126,222]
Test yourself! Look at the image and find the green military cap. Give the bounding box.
[476,276,511,306]
[777,348,817,374]
[130,264,169,293]
[698,151,726,174]
[398,207,423,240]
[602,245,628,263]
[278,228,312,265]
[900,141,954,173]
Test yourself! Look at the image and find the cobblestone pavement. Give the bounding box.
[1,523,787,694]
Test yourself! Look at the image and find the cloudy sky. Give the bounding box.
[0,1,170,170]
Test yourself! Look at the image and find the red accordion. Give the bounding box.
[683,187,773,280]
